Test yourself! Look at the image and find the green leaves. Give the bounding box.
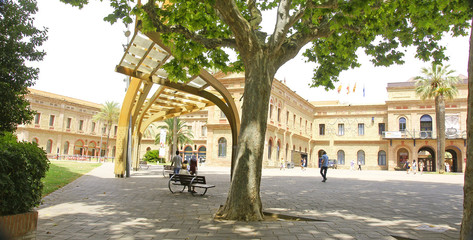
[0,132,49,215]
[0,0,47,132]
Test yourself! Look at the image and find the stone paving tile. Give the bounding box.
[36,163,463,239]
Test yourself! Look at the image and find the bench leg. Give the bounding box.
[191,188,208,196]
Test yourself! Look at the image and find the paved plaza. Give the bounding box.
[36,163,464,239]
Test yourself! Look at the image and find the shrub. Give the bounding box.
[0,132,50,215]
[143,150,165,163]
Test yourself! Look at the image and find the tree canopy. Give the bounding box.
[61,0,471,89]
[0,0,47,132]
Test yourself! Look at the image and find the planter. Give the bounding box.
[0,210,38,239]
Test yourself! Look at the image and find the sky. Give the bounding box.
[31,1,470,106]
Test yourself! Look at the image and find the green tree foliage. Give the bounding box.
[93,101,120,157]
[154,117,194,147]
[142,149,164,163]
[415,63,459,174]
[0,0,47,132]
[0,132,49,215]
[60,0,472,221]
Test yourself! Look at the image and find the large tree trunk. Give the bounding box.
[435,96,446,174]
[216,55,275,221]
[461,16,473,240]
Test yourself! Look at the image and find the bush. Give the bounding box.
[0,132,49,215]
[143,150,165,163]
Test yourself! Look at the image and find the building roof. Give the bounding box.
[28,88,103,109]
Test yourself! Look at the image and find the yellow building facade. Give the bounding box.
[18,74,467,172]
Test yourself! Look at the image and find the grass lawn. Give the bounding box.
[42,161,102,196]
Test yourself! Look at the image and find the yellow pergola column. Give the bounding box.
[132,132,142,171]
[114,77,142,177]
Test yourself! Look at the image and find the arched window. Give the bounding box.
[337,150,345,165]
[184,146,193,161]
[268,139,272,160]
[218,138,227,157]
[198,146,207,160]
[146,147,151,151]
[357,150,365,165]
[32,138,38,144]
[399,117,406,131]
[46,139,53,153]
[420,115,433,138]
[63,141,69,155]
[378,150,386,166]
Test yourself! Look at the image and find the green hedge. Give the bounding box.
[0,132,50,215]
[143,150,165,163]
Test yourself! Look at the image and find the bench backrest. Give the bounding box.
[169,174,206,184]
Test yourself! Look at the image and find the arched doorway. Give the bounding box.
[184,145,193,161]
[198,146,206,162]
[397,148,409,168]
[74,140,84,155]
[445,146,461,172]
[418,146,435,172]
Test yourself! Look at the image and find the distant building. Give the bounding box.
[18,74,467,172]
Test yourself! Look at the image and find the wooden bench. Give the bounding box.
[168,174,215,196]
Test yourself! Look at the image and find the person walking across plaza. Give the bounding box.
[171,150,182,175]
[350,160,355,171]
[411,159,417,174]
[320,152,329,182]
[358,160,362,171]
[419,160,425,174]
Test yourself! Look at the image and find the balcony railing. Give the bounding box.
[383,128,466,139]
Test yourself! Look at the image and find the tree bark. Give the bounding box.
[216,54,275,221]
[435,95,446,174]
[461,16,473,240]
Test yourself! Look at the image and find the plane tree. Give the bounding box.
[60,0,471,221]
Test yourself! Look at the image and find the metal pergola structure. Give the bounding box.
[113,30,240,177]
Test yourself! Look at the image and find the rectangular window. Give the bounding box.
[201,126,207,137]
[188,126,192,131]
[277,108,281,122]
[102,124,107,134]
[338,124,345,136]
[378,123,386,135]
[114,126,118,135]
[358,123,365,135]
[34,113,41,125]
[293,114,296,127]
[91,122,96,132]
[66,118,72,129]
[49,115,55,127]
[319,124,325,135]
[79,120,84,131]
[269,105,273,119]
[286,111,289,125]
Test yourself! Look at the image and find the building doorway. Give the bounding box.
[397,148,409,168]
[418,147,435,172]
[445,148,461,172]
[184,146,193,161]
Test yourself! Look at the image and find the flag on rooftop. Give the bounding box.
[353,83,357,92]
[337,85,342,94]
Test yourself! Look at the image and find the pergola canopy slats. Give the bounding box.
[113,28,240,178]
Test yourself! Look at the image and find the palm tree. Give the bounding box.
[415,63,459,173]
[155,118,194,161]
[93,101,120,159]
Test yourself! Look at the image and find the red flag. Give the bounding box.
[346,85,350,94]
